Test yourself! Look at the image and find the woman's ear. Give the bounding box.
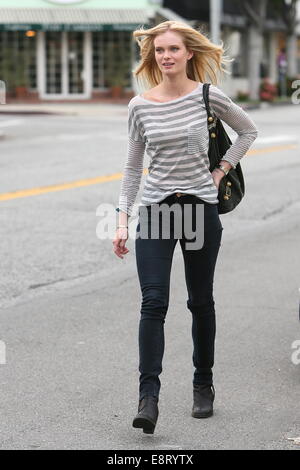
[187,50,194,61]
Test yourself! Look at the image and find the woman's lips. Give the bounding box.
[163,63,174,68]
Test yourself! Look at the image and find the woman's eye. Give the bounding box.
[156,47,178,52]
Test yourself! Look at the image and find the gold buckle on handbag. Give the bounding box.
[223,181,232,200]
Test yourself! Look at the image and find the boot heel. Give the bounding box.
[132,416,156,434]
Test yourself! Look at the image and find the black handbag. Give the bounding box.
[202,83,245,214]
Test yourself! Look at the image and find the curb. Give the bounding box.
[0,110,75,116]
[239,100,293,111]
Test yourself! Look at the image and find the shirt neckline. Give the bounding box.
[138,82,201,105]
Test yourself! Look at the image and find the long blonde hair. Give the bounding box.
[132,20,232,88]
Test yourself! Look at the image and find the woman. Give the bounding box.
[113,20,258,434]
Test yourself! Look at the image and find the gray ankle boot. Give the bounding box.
[132,396,159,434]
[192,384,215,418]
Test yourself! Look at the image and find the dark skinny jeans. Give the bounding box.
[135,193,223,400]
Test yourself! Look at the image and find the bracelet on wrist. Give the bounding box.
[214,167,225,176]
[218,164,230,176]
[117,225,128,229]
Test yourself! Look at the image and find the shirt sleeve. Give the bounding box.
[208,85,258,169]
[116,102,146,217]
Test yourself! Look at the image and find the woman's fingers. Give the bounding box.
[113,238,129,259]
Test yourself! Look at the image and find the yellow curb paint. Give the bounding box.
[0,173,124,201]
[0,144,297,202]
[246,144,297,155]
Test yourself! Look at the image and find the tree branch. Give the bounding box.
[242,1,261,28]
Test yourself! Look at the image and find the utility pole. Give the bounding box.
[210,0,223,44]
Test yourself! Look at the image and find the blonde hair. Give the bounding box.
[132,20,232,88]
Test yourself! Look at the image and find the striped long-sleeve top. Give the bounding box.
[117,82,258,216]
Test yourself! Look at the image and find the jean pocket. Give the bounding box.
[187,126,207,154]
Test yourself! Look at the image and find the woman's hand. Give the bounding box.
[211,168,225,190]
[112,228,129,259]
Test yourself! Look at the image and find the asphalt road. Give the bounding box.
[0,103,299,450]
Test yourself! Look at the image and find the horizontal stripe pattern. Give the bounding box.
[118,82,258,216]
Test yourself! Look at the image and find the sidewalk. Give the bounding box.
[0,97,293,117]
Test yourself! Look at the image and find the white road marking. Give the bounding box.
[0,119,23,127]
[287,437,300,445]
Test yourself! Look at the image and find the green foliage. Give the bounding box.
[234,0,298,32]
[236,90,250,102]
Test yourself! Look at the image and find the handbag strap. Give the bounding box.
[202,83,219,171]
[202,83,215,125]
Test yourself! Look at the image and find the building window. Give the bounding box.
[92,31,104,88]
[0,31,37,92]
[45,32,62,94]
[68,32,84,94]
[223,30,247,78]
[92,31,132,89]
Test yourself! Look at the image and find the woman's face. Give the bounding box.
[153,30,193,76]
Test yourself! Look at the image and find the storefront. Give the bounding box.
[0,0,153,100]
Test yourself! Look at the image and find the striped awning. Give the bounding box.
[0,8,152,31]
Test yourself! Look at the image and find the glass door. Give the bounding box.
[45,31,62,94]
[43,31,90,99]
[67,32,84,94]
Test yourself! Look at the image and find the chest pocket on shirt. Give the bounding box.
[187,126,207,154]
